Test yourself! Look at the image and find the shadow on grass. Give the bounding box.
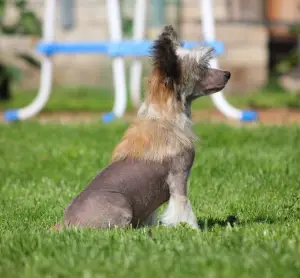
[197,215,239,230]
[197,215,279,231]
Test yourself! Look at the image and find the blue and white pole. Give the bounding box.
[200,0,258,121]
[102,0,127,123]
[3,0,257,122]
[129,0,147,108]
[4,0,55,122]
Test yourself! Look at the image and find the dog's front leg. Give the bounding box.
[160,171,199,229]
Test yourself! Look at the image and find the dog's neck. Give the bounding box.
[137,94,193,130]
[184,99,192,119]
[137,69,192,127]
[137,102,188,129]
[111,99,197,163]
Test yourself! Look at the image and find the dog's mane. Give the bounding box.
[111,118,197,163]
[111,26,198,163]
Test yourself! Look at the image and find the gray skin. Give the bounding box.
[57,68,230,230]
[63,150,194,229]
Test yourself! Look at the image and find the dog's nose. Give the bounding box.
[224,71,231,80]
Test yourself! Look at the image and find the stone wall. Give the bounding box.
[1,0,268,93]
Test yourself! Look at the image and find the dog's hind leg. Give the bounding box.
[63,192,133,229]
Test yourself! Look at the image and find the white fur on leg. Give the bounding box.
[141,209,159,227]
[160,196,199,229]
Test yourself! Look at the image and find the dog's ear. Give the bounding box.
[151,25,181,88]
[162,25,181,45]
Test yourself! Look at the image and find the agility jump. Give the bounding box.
[3,0,257,122]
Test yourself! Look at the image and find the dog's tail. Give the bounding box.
[50,222,63,231]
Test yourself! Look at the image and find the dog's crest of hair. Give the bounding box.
[198,46,214,67]
[176,45,214,80]
[177,45,214,67]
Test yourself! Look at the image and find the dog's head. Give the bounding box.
[151,25,230,104]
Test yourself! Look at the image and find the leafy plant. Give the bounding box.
[120,0,134,37]
[275,7,300,76]
[0,0,42,100]
[275,47,299,75]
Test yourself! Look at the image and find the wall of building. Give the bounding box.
[177,0,268,93]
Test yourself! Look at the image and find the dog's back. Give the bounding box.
[60,158,170,229]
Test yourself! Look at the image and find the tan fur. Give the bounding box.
[111,68,197,163]
[147,68,180,111]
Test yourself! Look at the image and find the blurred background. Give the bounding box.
[1,0,300,117]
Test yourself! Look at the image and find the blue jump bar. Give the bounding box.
[36,40,225,57]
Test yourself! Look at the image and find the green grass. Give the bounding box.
[0,120,300,278]
[0,86,119,113]
[1,82,300,113]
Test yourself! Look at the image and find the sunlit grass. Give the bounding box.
[0,121,299,277]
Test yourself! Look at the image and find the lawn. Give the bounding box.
[1,81,300,113]
[0,119,300,278]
